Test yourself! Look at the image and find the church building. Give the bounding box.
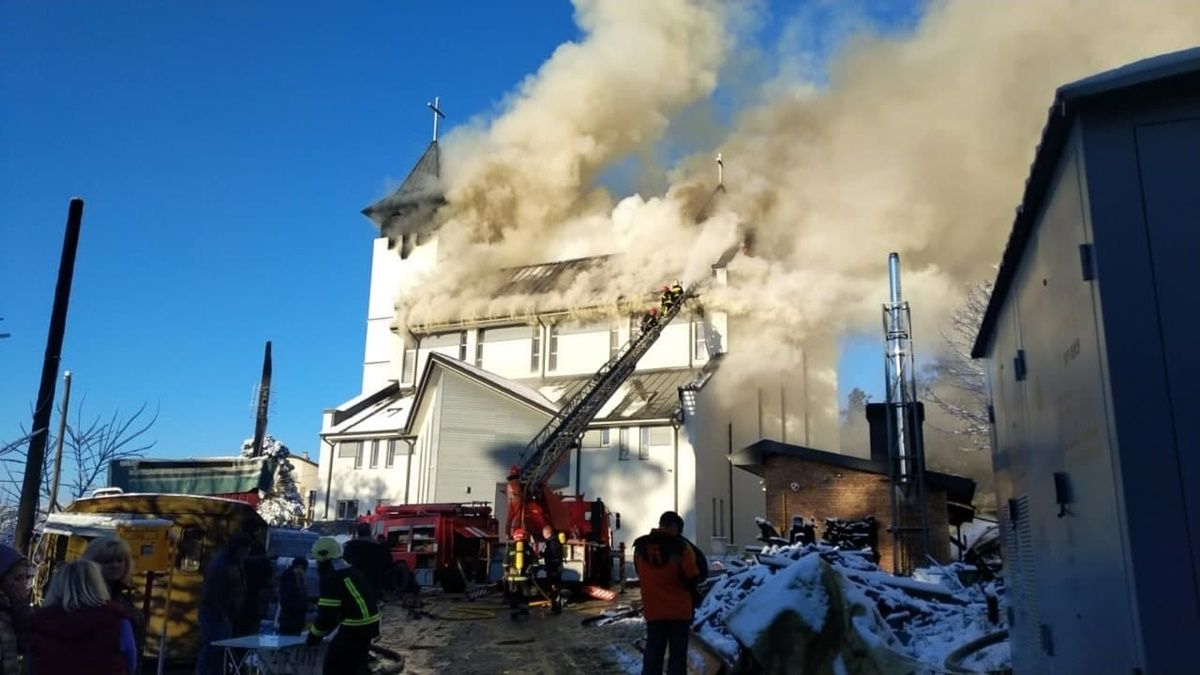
[316,135,840,553]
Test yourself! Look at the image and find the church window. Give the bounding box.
[369,440,380,468]
[475,333,484,367]
[531,325,542,373]
[458,331,468,361]
[548,325,559,371]
[402,344,417,382]
[693,319,707,361]
[338,441,361,462]
[386,439,405,467]
[618,428,630,460]
[609,322,620,359]
[336,500,359,519]
[638,428,651,460]
[582,429,611,448]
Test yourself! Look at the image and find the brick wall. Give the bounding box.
[762,455,952,572]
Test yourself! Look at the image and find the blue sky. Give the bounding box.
[1,1,918,460]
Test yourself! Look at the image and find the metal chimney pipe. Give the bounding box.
[888,252,903,305]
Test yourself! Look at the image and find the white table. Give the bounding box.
[211,634,323,675]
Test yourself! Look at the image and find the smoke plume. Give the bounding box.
[395,0,1200,389]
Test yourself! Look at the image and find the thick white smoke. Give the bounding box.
[394,0,1200,391]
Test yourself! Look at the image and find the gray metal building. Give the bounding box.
[973,48,1199,673]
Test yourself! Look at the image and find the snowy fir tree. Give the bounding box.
[241,435,305,527]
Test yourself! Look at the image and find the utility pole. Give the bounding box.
[47,371,73,513]
[16,198,84,554]
[250,341,272,457]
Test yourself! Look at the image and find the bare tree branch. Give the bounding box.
[923,279,994,454]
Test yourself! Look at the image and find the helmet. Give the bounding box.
[311,536,342,562]
[648,307,659,316]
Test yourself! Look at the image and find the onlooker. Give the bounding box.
[306,537,380,675]
[277,557,309,635]
[235,518,272,637]
[0,545,30,675]
[634,511,700,675]
[342,523,391,603]
[82,536,146,659]
[27,560,136,675]
[539,525,564,615]
[195,532,252,675]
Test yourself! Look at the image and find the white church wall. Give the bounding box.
[569,424,686,553]
[363,237,437,392]
[548,321,610,376]
[638,320,691,369]
[478,325,537,380]
[319,438,412,520]
[432,369,554,503]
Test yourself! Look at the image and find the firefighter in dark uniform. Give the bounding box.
[306,537,380,675]
[540,525,565,615]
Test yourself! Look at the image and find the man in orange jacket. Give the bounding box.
[634,511,700,675]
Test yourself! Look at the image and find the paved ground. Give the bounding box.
[375,589,645,674]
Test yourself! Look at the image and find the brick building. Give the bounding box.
[733,439,975,572]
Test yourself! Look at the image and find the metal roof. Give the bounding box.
[361,140,445,231]
[533,367,707,422]
[493,255,613,297]
[972,47,1200,358]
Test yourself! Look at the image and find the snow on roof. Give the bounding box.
[43,512,174,536]
[431,353,558,411]
[326,393,414,436]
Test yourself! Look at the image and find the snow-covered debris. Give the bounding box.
[692,541,1009,673]
[241,436,305,527]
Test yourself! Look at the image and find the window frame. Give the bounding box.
[336,499,359,520]
[618,428,631,461]
[693,318,707,361]
[458,331,468,361]
[638,428,651,460]
[530,325,542,373]
[548,324,559,372]
[353,442,364,469]
[609,322,620,359]
[369,440,380,469]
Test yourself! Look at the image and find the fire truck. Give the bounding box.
[504,282,692,599]
[361,501,498,592]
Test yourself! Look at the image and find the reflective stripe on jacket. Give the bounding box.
[308,562,380,639]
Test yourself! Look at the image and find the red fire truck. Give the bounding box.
[361,502,498,592]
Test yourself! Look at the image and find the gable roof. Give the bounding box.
[534,367,706,422]
[403,353,558,434]
[972,47,1200,358]
[494,255,613,297]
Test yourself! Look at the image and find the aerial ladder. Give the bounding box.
[504,282,694,597]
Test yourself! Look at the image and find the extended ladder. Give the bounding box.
[516,286,695,491]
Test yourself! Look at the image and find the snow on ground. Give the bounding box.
[692,542,1010,672]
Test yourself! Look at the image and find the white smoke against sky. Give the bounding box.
[394,0,1200,386]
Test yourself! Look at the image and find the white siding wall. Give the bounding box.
[479,326,537,379]
[363,237,437,392]
[320,438,412,520]
[638,321,692,369]
[569,424,690,553]
[549,322,610,376]
[431,370,557,502]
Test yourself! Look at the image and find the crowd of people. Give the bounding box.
[0,536,146,675]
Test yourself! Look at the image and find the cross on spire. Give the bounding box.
[716,152,724,187]
[428,96,446,142]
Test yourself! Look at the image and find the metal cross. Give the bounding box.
[428,96,446,142]
[715,152,724,186]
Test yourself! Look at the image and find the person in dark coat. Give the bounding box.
[277,557,309,635]
[0,545,30,675]
[539,525,564,615]
[27,560,136,675]
[342,523,392,603]
[234,518,272,637]
[195,532,252,675]
[82,536,146,661]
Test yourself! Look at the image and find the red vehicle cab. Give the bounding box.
[361,502,498,592]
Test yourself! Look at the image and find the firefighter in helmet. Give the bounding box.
[307,537,380,675]
[640,307,660,334]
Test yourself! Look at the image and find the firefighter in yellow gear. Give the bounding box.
[306,537,381,675]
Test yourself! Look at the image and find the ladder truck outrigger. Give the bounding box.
[504,281,692,609]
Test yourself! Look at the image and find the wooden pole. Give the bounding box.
[16,198,84,554]
[47,371,72,512]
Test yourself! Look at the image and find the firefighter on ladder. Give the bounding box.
[660,282,684,312]
[640,307,660,334]
[306,537,381,675]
